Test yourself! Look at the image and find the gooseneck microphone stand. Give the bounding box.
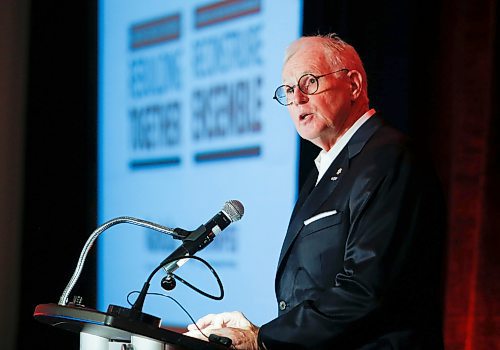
[58,216,182,306]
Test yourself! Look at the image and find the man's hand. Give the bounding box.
[184,311,260,350]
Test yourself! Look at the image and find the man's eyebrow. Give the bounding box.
[282,70,317,84]
[284,70,308,80]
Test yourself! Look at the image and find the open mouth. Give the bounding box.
[299,113,312,121]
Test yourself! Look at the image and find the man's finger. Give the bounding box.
[193,313,218,329]
[186,323,198,331]
[183,330,208,341]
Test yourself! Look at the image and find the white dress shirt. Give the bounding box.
[314,109,376,185]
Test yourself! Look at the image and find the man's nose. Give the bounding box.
[292,88,308,105]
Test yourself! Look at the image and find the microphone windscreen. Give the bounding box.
[223,200,244,222]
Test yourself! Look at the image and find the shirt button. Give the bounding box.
[279,300,287,311]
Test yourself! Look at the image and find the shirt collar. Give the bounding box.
[314,109,376,185]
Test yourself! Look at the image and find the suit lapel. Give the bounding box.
[276,116,383,272]
[277,151,349,269]
[276,169,316,266]
[289,168,317,222]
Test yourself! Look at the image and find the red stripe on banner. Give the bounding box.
[196,8,260,28]
[197,0,246,14]
[131,34,180,49]
[132,14,180,31]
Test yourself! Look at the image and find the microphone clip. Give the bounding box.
[172,227,191,240]
[172,225,208,241]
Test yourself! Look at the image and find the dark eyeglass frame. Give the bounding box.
[273,68,349,106]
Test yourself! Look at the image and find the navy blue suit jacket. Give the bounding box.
[258,116,445,349]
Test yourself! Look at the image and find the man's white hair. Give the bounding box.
[284,33,369,104]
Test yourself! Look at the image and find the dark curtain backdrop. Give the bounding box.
[15,0,498,349]
[16,2,97,350]
[0,0,27,349]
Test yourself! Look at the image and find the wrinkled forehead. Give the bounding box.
[281,42,331,84]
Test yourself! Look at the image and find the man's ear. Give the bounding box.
[347,70,363,101]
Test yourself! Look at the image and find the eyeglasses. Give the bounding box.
[273,68,349,106]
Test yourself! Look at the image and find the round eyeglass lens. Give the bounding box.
[275,86,291,105]
[298,74,319,95]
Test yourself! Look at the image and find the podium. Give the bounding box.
[31,211,245,349]
[33,303,226,350]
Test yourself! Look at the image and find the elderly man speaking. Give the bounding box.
[185,34,445,350]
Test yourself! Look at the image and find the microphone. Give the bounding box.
[128,200,244,316]
[160,200,244,275]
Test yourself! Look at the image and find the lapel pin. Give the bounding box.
[336,168,343,175]
[331,176,338,181]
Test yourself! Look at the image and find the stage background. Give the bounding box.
[1,0,497,349]
[97,0,302,327]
